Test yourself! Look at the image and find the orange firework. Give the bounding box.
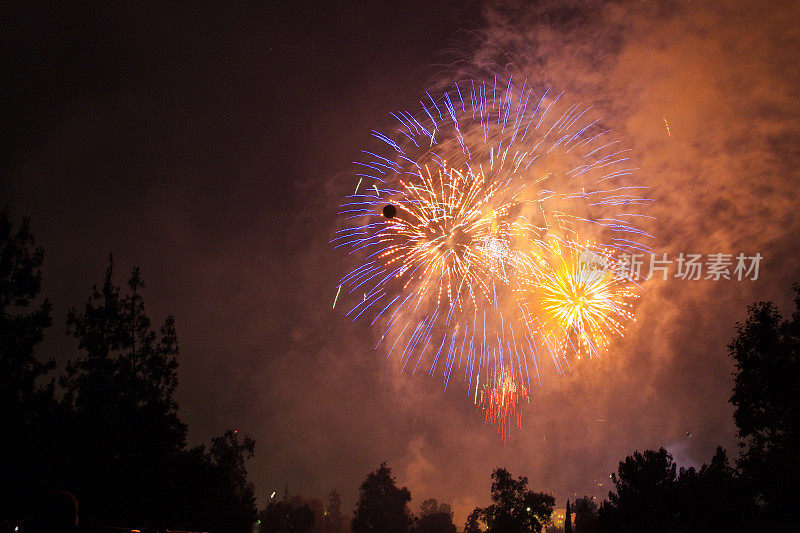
[334,78,652,437]
[379,162,539,313]
[525,239,640,365]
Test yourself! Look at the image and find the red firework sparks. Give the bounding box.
[477,369,529,441]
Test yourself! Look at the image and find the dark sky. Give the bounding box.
[3,0,800,525]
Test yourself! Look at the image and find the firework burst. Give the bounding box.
[477,368,529,441]
[333,77,652,435]
[527,240,640,363]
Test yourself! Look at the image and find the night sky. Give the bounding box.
[3,0,800,525]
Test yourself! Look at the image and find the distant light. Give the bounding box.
[270,491,276,499]
[526,507,531,512]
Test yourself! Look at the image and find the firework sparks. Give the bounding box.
[333,77,653,435]
[529,240,640,362]
[332,285,342,309]
[477,368,529,441]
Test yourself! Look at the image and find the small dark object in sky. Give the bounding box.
[685,431,693,438]
[383,204,397,218]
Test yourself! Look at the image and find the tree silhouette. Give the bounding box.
[323,489,348,533]
[728,285,800,527]
[259,491,316,533]
[564,499,572,533]
[129,430,258,533]
[570,496,598,533]
[598,445,760,532]
[673,446,755,531]
[464,508,485,533]
[59,256,188,525]
[0,211,55,521]
[416,498,457,533]
[208,429,258,532]
[63,257,185,446]
[595,287,800,531]
[352,462,412,533]
[0,210,53,409]
[467,467,555,533]
[599,448,679,532]
[0,212,260,530]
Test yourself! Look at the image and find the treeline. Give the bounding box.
[590,280,800,532]
[475,282,800,532]
[259,463,457,533]
[1,210,257,532]
[252,280,800,533]
[3,208,800,532]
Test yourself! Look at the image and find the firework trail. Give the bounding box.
[333,77,652,434]
[476,368,530,441]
